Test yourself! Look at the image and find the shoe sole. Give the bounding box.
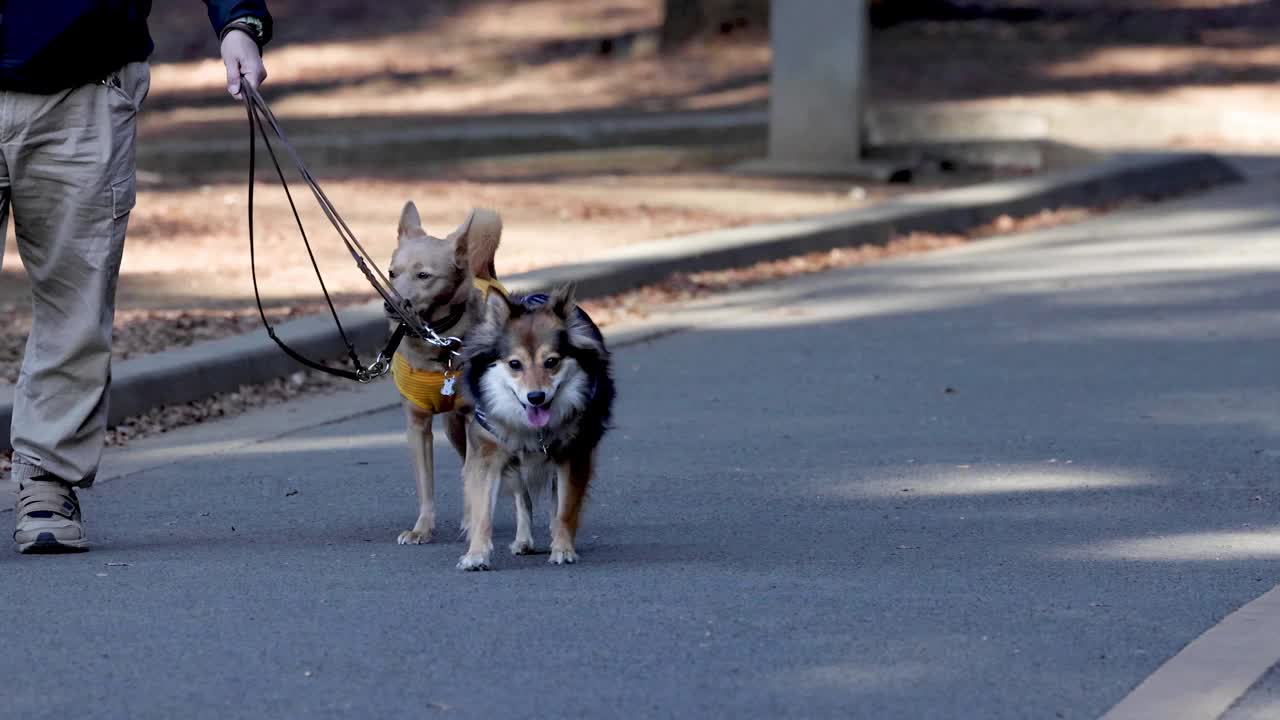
[17,532,89,554]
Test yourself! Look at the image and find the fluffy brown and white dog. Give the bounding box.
[385,202,503,545]
[455,285,616,570]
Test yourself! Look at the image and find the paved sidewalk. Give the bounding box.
[1225,663,1280,720]
[3,178,1280,718]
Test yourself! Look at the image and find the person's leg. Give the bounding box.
[8,62,149,553]
[0,152,9,277]
[1,159,14,507]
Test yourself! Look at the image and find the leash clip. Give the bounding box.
[412,322,464,352]
[357,354,391,383]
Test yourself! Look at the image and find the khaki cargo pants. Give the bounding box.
[1,62,150,488]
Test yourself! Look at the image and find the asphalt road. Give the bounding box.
[4,177,1280,719]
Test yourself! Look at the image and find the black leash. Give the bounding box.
[241,79,457,383]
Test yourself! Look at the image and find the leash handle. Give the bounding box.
[243,85,411,383]
[244,81,466,350]
[241,79,462,370]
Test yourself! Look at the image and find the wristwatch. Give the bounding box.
[220,15,269,49]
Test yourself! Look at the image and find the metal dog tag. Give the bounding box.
[441,376,456,397]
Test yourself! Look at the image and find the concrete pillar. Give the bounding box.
[754,0,869,174]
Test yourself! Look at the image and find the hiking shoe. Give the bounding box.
[14,477,89,554]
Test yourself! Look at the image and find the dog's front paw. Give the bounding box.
[397,530,432,545]
[457,552,492,571]
[510,539,536,556]
[548,547,578,565]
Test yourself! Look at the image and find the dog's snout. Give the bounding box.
[526,391,547,407]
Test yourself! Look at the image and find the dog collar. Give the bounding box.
[425,277,509,346]
[473,388,595,457]
[472,406,550,455]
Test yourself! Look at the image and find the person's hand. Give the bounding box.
[221,29,267,99]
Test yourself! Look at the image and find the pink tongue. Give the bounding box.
[526,405,552,428]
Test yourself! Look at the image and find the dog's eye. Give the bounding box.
[543,357,560,370]
[417,271,431,280]
[387,270,397,279]
[508,359,523,371]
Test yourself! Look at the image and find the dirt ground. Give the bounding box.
[5,147,983,383]
[5,0,1274,384]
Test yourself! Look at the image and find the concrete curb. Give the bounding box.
[868,101,1280,151]
[138,108,771,174]
[1102,584,1280,720]
[0,152,1242,453]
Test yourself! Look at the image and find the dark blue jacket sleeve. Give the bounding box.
[204,1,273,44]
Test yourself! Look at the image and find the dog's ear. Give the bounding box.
[397,201,422,244]
[446,210,475,271]
[548,283,603,353]
[547,283,578,320]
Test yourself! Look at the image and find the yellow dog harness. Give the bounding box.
[391,277,508,413]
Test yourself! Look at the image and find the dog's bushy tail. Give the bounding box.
[462,208,502,281]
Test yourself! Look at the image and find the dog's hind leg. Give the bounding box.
[397,406,436,545]
[549,453,593,565]
[510,488,535,555]
[444,412,467,461]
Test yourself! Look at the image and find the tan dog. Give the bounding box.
[386,202,503,545]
